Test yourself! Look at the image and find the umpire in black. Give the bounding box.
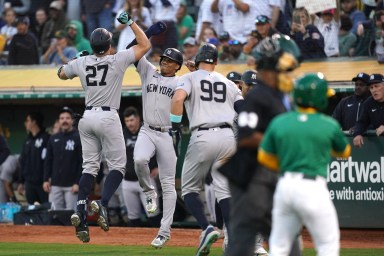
[332,72,370,132]
[43,107,82,210]
[220,35,302,256]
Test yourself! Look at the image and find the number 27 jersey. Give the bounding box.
[63,49,135,109]
[176,69,243,131]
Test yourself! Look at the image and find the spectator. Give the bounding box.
[65,20,92,53]
[338,14,356,56]
[290,7,326,60]
[8,16,39,65]
[30,7,48,53]
[332,72,371,132]
[145,0,179,51]
[114,0,152,53]
[201,25,218,44]
[313,8,340,57]
[373,10,384,63]
[354,16,375,56]
[6,0,31,16]
[340,0,366,35]
[41,0,68,53]
[18,112,50,205]
[43,107,82,210]
[81,0,114,37]
[181,36,198,61]
[176,0,194,49]
[121,106,162,227]
[353,73,384,148]
[243,15,279,66]
[195,0,221,44]
[0,8,17,51]
[243,15,278,55]
[218,31,243,62]
[362,0,377,19]
[40,30,77,65]
[211,0,257,44]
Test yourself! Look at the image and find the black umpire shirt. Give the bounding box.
[332,94,369,131]
[19,130,50,185]
[123,126,157,182]
[353,96,384,136]
[238,80,287,141]
[44,129,82,187]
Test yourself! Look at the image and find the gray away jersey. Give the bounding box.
[137,57,179,127]
[176,69,243,131]
[63,49,135,109]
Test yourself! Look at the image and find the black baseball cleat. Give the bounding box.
[90,200,109,231]
[71,212,90,243]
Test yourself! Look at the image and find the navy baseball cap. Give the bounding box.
[59,106,74,116]
[368,73,384,85]
[219,31,230,41]
[352,72,369,84]
[226,71,242,82]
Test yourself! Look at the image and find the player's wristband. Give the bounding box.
[170,113,182,123]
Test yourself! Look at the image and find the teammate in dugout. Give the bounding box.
[171,43,244,256]
[258,73,351,256]
[220,34,302,256]
[132,47,183,248]
[57,11,151,243]
[43,107,82,211]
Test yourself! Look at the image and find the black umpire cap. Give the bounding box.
[352,72,370,84]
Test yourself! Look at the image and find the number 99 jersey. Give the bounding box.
[63,49,135,110]
[176,69,243,131]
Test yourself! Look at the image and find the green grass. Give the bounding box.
[0,243,383,256]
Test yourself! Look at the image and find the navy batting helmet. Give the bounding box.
[160,48,183,70]
[195,43,218,68]
[241,70,258,86]
[90,28,111,55]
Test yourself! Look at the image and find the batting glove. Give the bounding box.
[169,129,181,157]
[117,11,134,26]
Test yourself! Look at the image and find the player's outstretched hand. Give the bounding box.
[117,11,134,25]
[169,129,181,157]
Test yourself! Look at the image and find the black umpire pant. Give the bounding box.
[225,166,302,256]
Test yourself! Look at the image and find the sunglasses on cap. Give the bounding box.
[229,40,239,45]
[255,15,269,24]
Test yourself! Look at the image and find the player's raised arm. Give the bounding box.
[117,11,151,61]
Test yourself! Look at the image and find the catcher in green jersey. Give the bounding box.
[257,72,351,256]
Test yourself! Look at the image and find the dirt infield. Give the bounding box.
[0,224,383,249]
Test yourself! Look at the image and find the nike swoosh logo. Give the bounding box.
[347,104,353,107]
[197,134,203,138]
[54,139,60,142]
[372,109,377,112]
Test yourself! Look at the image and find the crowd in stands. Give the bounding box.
[1,0,384,66]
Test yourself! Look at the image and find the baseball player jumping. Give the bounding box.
[132,47,183,248]
[57,11,151,243]
[171,43,244,256]
[258,73,351,256]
